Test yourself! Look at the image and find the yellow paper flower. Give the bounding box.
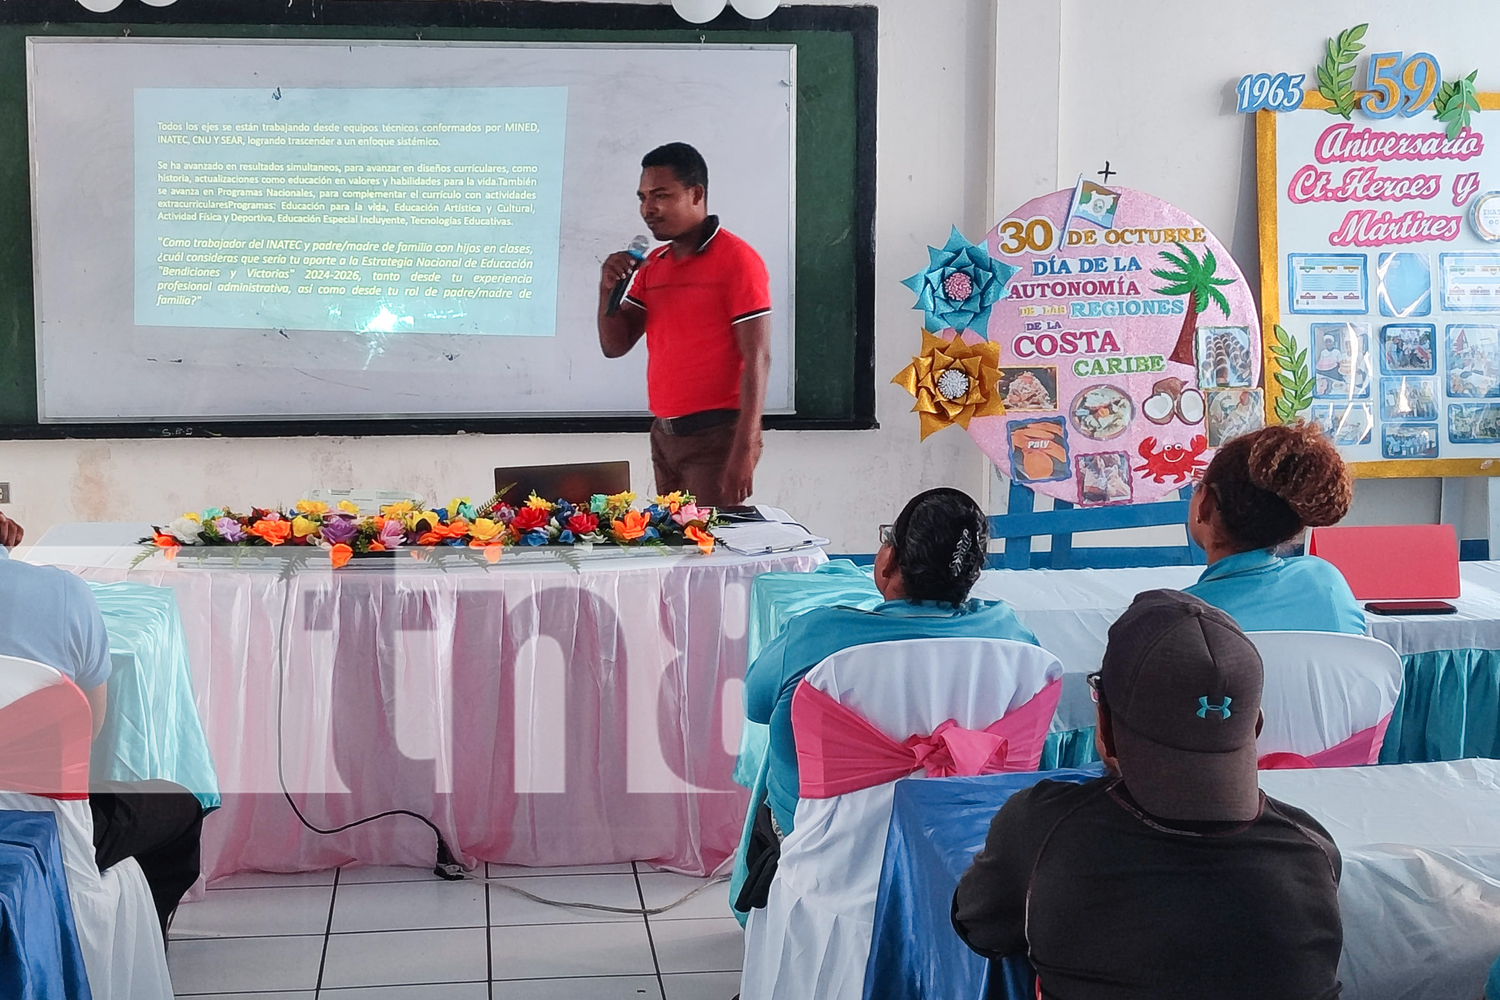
[381,500,416,517]
[183,511,202,524]
[446,497,472,518]
[295,500,330,516]
[654,491,686,513]
[413,510,440,532]
[892,329,1007,439]
[291,515,320,538]
[525,494,556,511]
[468,518,505,543]
[607,491,636,509]
[336,500,361,516]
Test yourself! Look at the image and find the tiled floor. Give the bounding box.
[168,862,742,999]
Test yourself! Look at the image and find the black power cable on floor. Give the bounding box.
[273,573,466,881]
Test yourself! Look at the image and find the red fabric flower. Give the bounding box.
[565,512,599,535]
[511,506,550,532]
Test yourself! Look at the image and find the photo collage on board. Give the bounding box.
[1273,92,1500,465]
[1290,250,1500,460]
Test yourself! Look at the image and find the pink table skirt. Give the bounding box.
[63,549,823,877]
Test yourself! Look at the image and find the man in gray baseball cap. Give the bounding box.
[953,590,1344,1000]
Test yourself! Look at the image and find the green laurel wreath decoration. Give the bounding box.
[1270,324,1314,423]
[1316,23,1367,118]
[1434,70,1480,139]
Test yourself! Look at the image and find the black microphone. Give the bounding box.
[605,234,651,317]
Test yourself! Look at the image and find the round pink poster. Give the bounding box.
[963,186,1262,506]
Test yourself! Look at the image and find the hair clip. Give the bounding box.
[950,528,972,576]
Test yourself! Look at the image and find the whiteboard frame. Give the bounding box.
[26,36,798,422]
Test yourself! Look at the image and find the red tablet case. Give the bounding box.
[1306,524,1461,602]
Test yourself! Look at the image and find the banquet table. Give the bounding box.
[85,581,220,812]
[738,559,1500,775]
[867,760,1500,1000]
[0,809,92,1000]
[28,524,824,878]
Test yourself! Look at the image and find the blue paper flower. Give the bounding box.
[520,531,548,546]
[558,530,576,545]
[901,226,1018,337]
[590,494,609,514]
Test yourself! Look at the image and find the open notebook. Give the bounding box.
[712,506,829,555]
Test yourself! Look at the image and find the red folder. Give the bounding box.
[1306,524,1460,601]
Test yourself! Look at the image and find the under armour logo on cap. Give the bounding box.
[1197,696,1233,720]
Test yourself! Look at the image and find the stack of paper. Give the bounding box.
[711,518,829,555]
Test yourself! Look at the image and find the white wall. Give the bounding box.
[7,0,1492,554]
[0,0,1000,554]
[994,0,1500,545]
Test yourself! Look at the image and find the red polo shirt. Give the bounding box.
[624,217,772,419]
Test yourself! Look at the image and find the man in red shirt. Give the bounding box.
[598,143,772,507]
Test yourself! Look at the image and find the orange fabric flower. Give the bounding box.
[152,531,180,550]
[329,543,353,568]
[368,542,386,552]
[248,519,292,546]
[473,543,503,563]
[611,510,649,541]
[445,518,470,537]
[684,525,715,555]
[417,530,444,546]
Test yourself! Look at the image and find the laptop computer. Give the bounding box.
[493,461,631,506]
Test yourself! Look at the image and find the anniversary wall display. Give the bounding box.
[1257,23,1500,476]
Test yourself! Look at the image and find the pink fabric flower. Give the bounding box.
[671,503,707,527]
[213,517,246,542]
[377,519,407,549]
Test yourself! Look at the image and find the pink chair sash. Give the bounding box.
[1257,712,1392,770]
[0,680,92,800]
[793,678,1062,799]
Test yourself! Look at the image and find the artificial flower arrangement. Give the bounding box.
[143,490,720,568]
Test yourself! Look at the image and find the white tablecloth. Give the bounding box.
[969,562,1500,730]
[1261,760,1500,999]
[27,524,824,877]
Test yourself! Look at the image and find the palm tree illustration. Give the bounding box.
[1152,242,1235,368]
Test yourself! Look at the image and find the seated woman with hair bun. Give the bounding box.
[743,488,1037,838]
[1184,421,1365,634]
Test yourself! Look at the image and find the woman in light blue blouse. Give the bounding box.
[1184,422,1365,634]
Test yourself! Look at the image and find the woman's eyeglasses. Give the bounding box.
[879,523,896,547]
[1086,671,1104,703]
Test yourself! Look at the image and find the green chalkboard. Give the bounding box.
[0,1,875,436]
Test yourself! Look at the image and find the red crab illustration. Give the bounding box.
[1134,435,1208,484]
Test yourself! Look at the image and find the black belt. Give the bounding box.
[656,408,739,435]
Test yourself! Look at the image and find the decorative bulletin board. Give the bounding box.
[894,187,1260,506]
[1257,23,1500,477]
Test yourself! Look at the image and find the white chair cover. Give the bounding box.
[1249,632,1403,757]
[740,637,1064,1000]
[0,654,173,1000]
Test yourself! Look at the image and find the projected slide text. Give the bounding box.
[134,87,567,336]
